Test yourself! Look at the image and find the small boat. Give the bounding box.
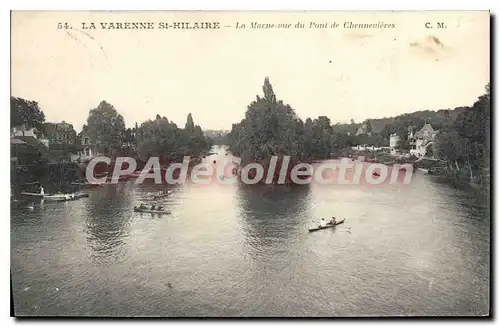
[308,218,345,232]
[44,193,76,202]
[153,190,172,200]
[20,192,44,198]
[133,206,170,214]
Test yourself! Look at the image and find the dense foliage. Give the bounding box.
[227,78,338,162]
[11,97,46,132]
[434,84,490,176]
[135,113,212,162]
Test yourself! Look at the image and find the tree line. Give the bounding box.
[11,78,490,183]
[10,97,213,164]
[226,78,490,181]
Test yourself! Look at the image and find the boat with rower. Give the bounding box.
[308,218,345,232]
[133,206,171,214]
[21,191,77,202]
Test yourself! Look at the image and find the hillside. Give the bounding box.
[333,107,469,137]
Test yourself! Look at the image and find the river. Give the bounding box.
[11,145,490,317]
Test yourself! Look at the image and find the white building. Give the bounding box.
[389,133,400,155]
[11,124,38,138]
[11,124,49,147]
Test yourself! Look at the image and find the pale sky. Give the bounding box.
[11,11,490,132]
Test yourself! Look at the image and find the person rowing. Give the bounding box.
[318,218,327,228]
[157,205,164,211]
[150,204,156,210]
[139,203,146,210]
[328,217,337,225]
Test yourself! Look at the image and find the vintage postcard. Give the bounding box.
[10,11,490,317]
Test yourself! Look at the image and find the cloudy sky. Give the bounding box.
[11,11,489,132]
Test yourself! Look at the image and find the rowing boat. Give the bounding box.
[20,192,44,198]
[153,190,172,200]
[133,207,171,214]
[308,218,345,232]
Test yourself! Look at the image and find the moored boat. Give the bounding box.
[20,192,44,198]
[308,218,345,232]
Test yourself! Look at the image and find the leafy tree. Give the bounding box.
[136,113,211,162]
[185,113,195,132]
[227,77,304,162]
[85,101,126,155]
[11,97,46,130]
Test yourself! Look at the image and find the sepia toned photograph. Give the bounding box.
[10,11,490,317]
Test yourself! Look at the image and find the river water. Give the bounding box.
[11,146,490,317]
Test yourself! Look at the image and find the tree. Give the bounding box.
[365,120,373,135]
[136,113,212,162]
[227,77,303,162]
[185,113,195,132]
[395,131,410,151]
[85,101,126,155]
[11,97,46,130]
[263,76,276,103]
[434,130,466,166]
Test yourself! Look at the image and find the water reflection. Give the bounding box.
[84,185,132,263]
[236,183,312,257]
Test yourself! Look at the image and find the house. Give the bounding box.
[11,124,38,139]
[409,123,438,157]
[11,124,50,147]
[77,131,97,162]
